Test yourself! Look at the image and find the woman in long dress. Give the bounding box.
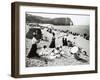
[62,37,65,46]
[27,37,40,58]
[65,38,68,46]
[49,33,56,48]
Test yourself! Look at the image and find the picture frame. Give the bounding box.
[11,2,98,78]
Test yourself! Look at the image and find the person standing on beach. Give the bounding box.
[49,33,56,48]
[27,36,40,58]
[65,38,68,46]
[62,37,65,46]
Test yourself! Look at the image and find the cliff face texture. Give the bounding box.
[26,14,73,25]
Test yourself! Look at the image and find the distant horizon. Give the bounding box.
[27,23,89,26]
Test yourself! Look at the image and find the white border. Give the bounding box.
[19,6,95,75]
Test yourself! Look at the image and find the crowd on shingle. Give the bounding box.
[27,25,89,64]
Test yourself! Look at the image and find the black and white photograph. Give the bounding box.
[25,12,90,67]
[11,2,97,77]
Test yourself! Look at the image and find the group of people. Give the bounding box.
[27,26,89,64]
[68,31,89,40]
[49,33,74,48]
[27,27,75,58]
[39,45,65,59]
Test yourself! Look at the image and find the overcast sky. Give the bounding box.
[27,12,90,25]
